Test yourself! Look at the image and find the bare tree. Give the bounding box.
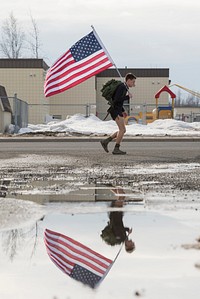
[0,12,25,58]
[28,14,42,58]
[175,90,181,107]
[187,94,196,107]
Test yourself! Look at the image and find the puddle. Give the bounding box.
[0,169,200,298]
[0,209,200,299]
[0,177,144,205]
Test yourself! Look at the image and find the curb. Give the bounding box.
[0,136,200,142]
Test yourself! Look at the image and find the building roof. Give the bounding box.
[0,59,49,70]
[0,61,169,77]
[96,68,169,78]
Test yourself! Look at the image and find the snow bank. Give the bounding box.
[18,114,200,137]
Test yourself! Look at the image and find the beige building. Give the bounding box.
[174,106,200,122]
[47,76,96,120]
[0,59,49,125]
[0,59,96,126]
[0,59,173,129]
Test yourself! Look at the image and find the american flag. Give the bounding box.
[44,31,113,97]
[44,229,113,288]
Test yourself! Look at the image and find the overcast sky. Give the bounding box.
[1,0,200,91]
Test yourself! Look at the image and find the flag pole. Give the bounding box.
[91,25,124,81]
[94,243,124,289]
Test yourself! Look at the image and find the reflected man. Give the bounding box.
[101,186,135,253]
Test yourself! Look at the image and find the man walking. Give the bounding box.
[100,73,136,155]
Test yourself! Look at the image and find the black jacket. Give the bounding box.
[113,83,129,113]
[107,82,129,119]
[109,211,129,243]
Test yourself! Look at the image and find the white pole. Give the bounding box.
[91,25,124,81]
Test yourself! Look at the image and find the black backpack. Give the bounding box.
[101,79,122,106]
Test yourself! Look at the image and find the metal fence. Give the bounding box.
[28,103,200,125]
[175,112,200,122]
[0,95,28,133]
[12,95,28,132]
[27,103,96,125]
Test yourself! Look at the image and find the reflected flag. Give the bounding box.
[44,30,113,97]
[44,229,113,288]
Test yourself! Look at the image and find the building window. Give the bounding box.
[52,115,62,120]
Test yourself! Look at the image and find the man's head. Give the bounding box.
[125,239,135,253]
[125,73,136,88]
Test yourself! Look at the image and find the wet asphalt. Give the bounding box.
[0,138,199,164]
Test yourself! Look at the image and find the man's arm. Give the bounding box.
[113,84,129,104]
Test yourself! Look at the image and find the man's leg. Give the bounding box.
[112,116,126,155]
[100,136,113,153]
[111,131,118,139]
[100,116,126,154]
[115,116,126,144]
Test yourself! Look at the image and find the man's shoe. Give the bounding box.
[112,148,126,155]
[100,140,109,153]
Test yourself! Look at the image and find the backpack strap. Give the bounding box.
[103,111,110,121]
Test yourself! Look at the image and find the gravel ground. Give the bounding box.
[0,152,200,192]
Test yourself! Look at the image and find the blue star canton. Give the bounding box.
[70,32,102,62]
[70,264,101,288]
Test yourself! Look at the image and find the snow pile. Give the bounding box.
[18,114,200,137]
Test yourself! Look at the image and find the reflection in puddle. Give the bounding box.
[94,184,143,203]
[0,185,138,261]
[42,187,136,289]
[0,205,200,299]
[1,217,44,261]
[1,173,200,298]
[2,229,25,261]
[0,209,137,298]
[101,187,135,253]
[44,228,113,289]
[0,174,144,205]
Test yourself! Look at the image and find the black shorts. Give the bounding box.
[107,107,123,120]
